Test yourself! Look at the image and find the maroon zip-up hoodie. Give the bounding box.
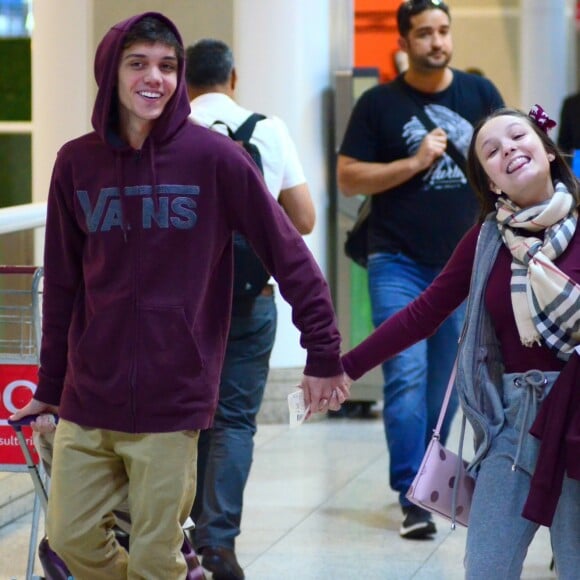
[35,12,342,433]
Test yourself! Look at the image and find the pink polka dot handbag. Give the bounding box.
[406,360,475,528]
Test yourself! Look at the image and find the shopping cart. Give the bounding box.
[0,265,45,579]
[0,266,204,579]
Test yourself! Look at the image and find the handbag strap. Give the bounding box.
[432,356,467,529]
[433,357,458,438]
[353,196,371,227]
[451,413,468,529]
[431,355,471,529]
[394,77,466,173]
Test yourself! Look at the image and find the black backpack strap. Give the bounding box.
[394,77,466,173]
[414,109,466,173]
[210,120,235,138]
[232,113,266,141]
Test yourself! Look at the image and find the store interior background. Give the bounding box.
[0,0,578,412]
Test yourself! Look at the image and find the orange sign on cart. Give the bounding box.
[0,363,39,464]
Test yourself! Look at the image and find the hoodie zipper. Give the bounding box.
[129,155,141,432]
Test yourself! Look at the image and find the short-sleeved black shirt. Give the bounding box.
[339,69,504,266]
[557,92,580,155]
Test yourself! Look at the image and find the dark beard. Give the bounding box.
[413,52,451,71]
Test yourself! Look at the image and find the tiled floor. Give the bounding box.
[0,413,556,579]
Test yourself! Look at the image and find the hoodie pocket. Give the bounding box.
[72,304,134,405]
[137,306,203,397]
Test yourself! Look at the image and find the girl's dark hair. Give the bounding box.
[466,107,580,221]
[123,16,184,63]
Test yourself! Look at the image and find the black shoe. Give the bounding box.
[201,546,245,580]
[327,401,377,419]
[399,505,437,539]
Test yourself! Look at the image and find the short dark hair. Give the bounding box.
[466,107,580,220]
[123,16,184,63]
[185,39,234,88]
[396,0,451,37]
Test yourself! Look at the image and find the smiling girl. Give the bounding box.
[342,106,580,578]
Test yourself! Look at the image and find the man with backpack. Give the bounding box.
[185,38,315,580]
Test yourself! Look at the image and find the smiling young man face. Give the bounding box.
[117,41,178,148]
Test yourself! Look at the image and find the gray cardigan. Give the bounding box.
[455,218,505,473]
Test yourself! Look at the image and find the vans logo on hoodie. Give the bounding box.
[77,185,199,232]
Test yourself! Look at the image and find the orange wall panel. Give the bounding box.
[354,0,401,82]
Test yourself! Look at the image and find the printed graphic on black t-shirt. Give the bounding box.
[402,104,471,190]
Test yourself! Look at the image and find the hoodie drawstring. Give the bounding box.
[148,141,159,214]
[114,140,159,243]
[511,370,547,471]
[116,153,129,242]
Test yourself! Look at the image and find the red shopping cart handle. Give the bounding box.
[8,414,59,429]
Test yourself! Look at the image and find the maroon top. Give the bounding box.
[342,223,580,380]
[36,12,343,434]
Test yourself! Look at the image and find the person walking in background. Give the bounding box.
[337,0,503,539]
[10,12,348,579]
[184,38,315,580]
[557,90,580,172]
[341,105,580,578]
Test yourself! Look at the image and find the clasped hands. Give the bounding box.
[10,375,354,428]
[300,373,352,415]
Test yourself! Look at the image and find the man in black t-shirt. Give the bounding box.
[557,91,580,163]
[337,0,503,539]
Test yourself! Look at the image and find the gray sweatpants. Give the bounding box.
[465,371,580,579]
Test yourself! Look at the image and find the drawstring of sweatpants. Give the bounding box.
[511,370,547,471]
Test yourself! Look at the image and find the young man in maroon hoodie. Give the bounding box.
[11,12,348,579]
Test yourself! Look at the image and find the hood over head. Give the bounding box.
[91,11,191,148]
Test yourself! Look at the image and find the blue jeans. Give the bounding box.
[367,252,463,508]
[191,293,277,550]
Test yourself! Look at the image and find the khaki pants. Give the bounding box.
[47,419,198,580]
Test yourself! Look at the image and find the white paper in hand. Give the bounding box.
[287,388,310,428]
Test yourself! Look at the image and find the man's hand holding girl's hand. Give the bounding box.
[300,373,352,414]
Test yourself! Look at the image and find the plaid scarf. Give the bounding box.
[496,182,580,360]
